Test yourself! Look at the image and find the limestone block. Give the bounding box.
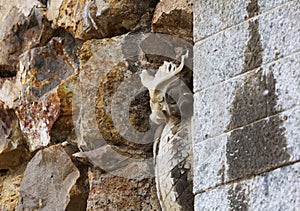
[194,52,300,142]
[194,106,300,193]
[195,162,300,210]
[17,145,80,210]
[152,0,193,43]
[50,0,158,40]
[194,0,290,42]
[194,1,300,91]
[193,134,227,193]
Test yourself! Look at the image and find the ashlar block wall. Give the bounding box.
[193,0,300,210]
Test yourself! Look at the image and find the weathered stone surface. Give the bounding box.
[152,0,193,43]
[193,1,300,210]
[194,52,300,142]
[195,162,300,210]
[50,0,158,40]
[194,106,300,193]
[86,167,161,211]
[0,6,54,108]
[0,6,53,78]
[193,134,227,193]
[15,32,78,151]
[17,145,80,210]
[0,0,195,210]
[75,35,156,155]
[0,165,26,211]
[0,103,29,169]
[194,0,290,42]
[194,1,300,91]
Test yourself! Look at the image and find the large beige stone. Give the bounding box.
[75,35,156,155]
[50,0,158,40]
[152,0,193,43]
[17,145,80,210]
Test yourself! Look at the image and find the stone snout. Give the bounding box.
[149,90,169,124]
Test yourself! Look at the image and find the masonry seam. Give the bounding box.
[194,159,300,195]
[193,104,300,143]
[193,49,300,94]
[194,0,296,43]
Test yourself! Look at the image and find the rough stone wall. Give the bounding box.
[0,0,193,210]
[193,0,300,210]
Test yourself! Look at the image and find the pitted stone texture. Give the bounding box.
[86,168,161,211]
[17,145,80,211]
[194,106,300,193]
[195,162,300,210]
[0,165,26,211]
[194,1,300,91]
[152,0,193,43]
[16,91,61,152]
[194,0,290,42]
[76,35,156,156]
[194,53,300,142]
[193,134,227,193]
[15,34,78,152]
[195,185,230,211]
[51,0,158,40]
[0,103,28,169]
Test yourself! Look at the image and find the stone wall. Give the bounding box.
[0,0,193,210]
[193,0,300,210]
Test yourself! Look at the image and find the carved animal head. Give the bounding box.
[140,52,191,124]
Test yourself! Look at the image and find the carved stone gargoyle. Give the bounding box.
[140,52,194,211]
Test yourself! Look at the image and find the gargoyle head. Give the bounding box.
[140,52,192,124]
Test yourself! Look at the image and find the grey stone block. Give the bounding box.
[193,106,300,193]
[194,52,300,142]
[194,1,300,91]
[195,185,230,211]
[195,162,300,210]
[193,134,227,193]
[194,0,290,42]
